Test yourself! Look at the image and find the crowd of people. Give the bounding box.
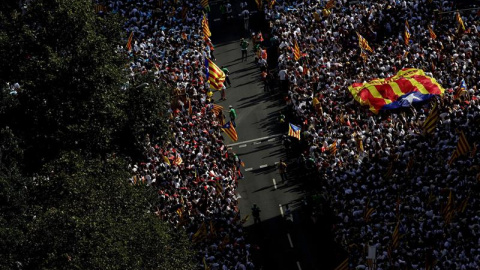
[99,0,256,269]
[262,0,480,268]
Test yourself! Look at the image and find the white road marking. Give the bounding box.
[227,134,282,147]
[239,144,247,148]
[213,18,221,22]
[268,138,276,142]
[272,178,277,189]
[296,261,302,270]
[245,168,253,172]
[259,164,268,168]
[279,204,284,217]
[274,161,279,165]
[287,233,294,248]
[253,141,262,145]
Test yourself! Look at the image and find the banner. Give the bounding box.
[348,68,444,113]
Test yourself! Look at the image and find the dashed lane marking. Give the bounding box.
[272,178,277,189]
[213,18,221,22]
[297,261,302,270]
[259,164,268,168]
[253,141,261,145]
[279,204,284,217]
[227,134,282,147]
[239,144,247,148]
[268,138,276,142]
[287,233,294,248]
[245,168,253,172]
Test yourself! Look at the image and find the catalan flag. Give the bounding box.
[126,31,134,51]
[360,48,368,62]
[288,123,301,140]
[268,0,276,9]
[94,4,107,13]
[364,207,375,222]
[202,15,211,37]
[222,121,238,142]
[428,25,437,40]
[325,0,335,9]
[205,58,225,90]
[203,257,210,270]
[200,0,209,9]
[329,141,337,156]
[173,153,183,165]
[456,12,465,32]
[443,190,454,224]
[404,20,411,46]
[448,150,459,166]
[334,258,349,270]
[456,194,469,213]
[391,222,400,249]
[255,0,262,10]
[456,130,471,156]
[348,68,445,113]
[293,40,301,61]
[454,79,467,99]
[357,32,373,53]
[422,99,439,135]
[211,104,223,116]
[471,143,477,158]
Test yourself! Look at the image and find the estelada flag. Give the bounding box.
[126,31,134,51]
[348,68,445,113]
[205,58,225,90]
[288,123,301,140]
[222,121,238,142]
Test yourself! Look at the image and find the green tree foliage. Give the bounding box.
[0,0,170,171]
[0,152,195,270]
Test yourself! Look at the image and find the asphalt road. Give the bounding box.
[209,6,341,270]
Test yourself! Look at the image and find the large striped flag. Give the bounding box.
[422,99,439,135]
[325,0,335,9]
[334,258,349,270]
[126,31,134,51]
[456,12,466,32]
[443,190,454,224]
[348,68,445,113]
[288,123,301,140]
[404,20,411,46]
[222,121,238,142]
[293,40,301,61]
[428,25,437,40]
[454,79,467,99]
[205,58,225,90]
[202,15,211,38]
[357,32,373,53]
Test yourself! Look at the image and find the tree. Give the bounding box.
[0,152,195,270]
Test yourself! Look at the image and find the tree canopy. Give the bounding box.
[0,0,192,269]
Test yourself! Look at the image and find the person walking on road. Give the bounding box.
[240,38,249,62]
[278,158,288,183]
[251,204,261,224]
[221,65,232,87]
[241,8,250,33]
[229,105,237,126]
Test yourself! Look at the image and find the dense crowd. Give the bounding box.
[263,0,480,268]
[100,0,255,269]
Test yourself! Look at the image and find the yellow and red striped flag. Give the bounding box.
[454,79,467,100]
[334,258,348,270]
[422,99,439,135]
[428,25,437,40]
[222,121,238,142]
[268,0,276,9]
[205,58,225,90]
[456,130,471,156]
[173,153,183,165]
[443,190,454,224]
[329,141,337,156]
[404,20,411,46]
[456,12,466,32]
[293,40,301,61]
[126,31,134,51]
[357,32,373,53]
[456,194,469,213]
[325,0,335,9]
[211,104,223,116]
[391,221,400,249]
[202,15,211,38]
[288,123,301,140]
[200,0,209,9]
[470,142,477,158]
